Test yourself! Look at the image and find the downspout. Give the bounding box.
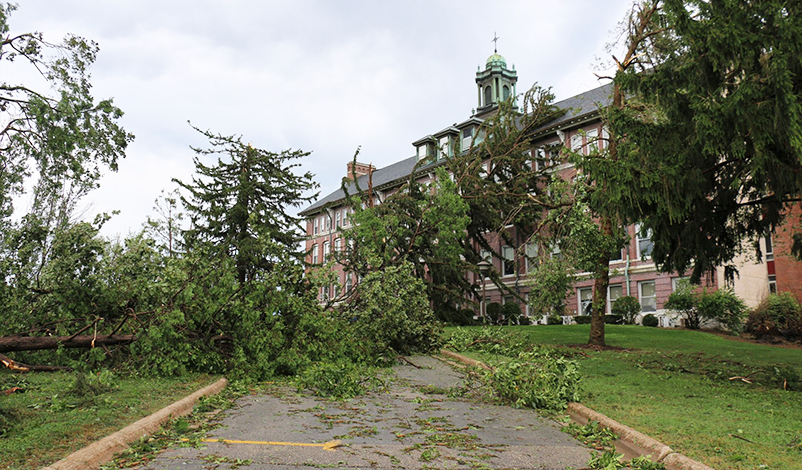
[625,252,631,296]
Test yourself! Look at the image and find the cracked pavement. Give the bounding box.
[135,355,590,470]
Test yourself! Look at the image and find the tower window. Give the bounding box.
[484,86,492,106]
[503,85,510,101]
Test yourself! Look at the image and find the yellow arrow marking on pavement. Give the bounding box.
[181,438,341,451]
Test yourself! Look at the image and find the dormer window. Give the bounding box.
[439,135,453,159]
[461,128,474,152]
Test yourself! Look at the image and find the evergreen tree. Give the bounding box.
[604,0,802,282]
[175,126,318,285]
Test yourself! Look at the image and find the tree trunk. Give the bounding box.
[0,353,71,372]
[589,216,613,347]
[0,334,135,353]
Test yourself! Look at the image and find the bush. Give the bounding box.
[747,292,802,339]
[502,302,522,325]
[518,315,532,326]
[642,314,659,327]
[485,302,502,324]
[697,288,747,333]
[665,280,701,328]
[611,296,640,324]
[455,308,477,326]
[573,315,592,324]
[486,349,581,411]
[604,314,624,325]
[547,314,564,325]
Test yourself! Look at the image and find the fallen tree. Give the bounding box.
[0,334,136,353]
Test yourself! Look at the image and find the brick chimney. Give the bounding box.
[346,161,375,180]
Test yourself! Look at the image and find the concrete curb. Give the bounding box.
[438,350,717,470]
[41,377,229,470]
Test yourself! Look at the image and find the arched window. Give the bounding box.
[484,86,492,106]
[503,85,510,101]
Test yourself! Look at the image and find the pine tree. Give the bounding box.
[176,126,318,285]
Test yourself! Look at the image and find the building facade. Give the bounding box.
[300,51,793,325]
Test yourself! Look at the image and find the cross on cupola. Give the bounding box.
[474,33,518,118]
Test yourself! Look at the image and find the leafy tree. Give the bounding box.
[339,165,470,319]
[0,4,132,229]
[666,279,746,332]
[145,189,184,257]
[175,125,318,285]
[611,296,640,325]
[606,0,802,281]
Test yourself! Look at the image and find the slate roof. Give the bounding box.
[299,82,614,217]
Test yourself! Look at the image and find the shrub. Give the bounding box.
[696,288,747,333]
[502,302,522,325]
[611,296,640,324]
[604,314,624,325]
[547,314,564,325]
[665,280,700,328]
[485,302,502,324]
[455,308,477,326]
[486,349,581,411]
[573,315,592,324]
[642,314,659,327]
[747,292,802,339]
[518,315,532,326]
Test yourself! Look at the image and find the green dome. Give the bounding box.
[486,53,507,68]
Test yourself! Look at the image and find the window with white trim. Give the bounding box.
[313,218,319,235]
[323,241,330,261]
[578,287,593,316]
[335,211,341,228]
[312,244,319,264]
[550,242,563,260]
[324,214,331,231]
[639,281,656,312]
[535,147,549,171]
[587,128,599,153]
[608,284,623,313]
[524,241,538,273]
[334,238,341,253]
[765,233,774,261]
[671,277,689,292]
[462,128,473,152]
[345,274,353,294]
[571,133,583,153]
[636,223,654,259]
[502,245,515,277]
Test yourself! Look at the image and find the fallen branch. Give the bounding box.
[0,352,71,372]
[0,334,135,353]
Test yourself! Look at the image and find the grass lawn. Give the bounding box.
[0,369,218,470]
[445,325,802,470]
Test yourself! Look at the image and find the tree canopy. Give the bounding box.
[607,0,802,282]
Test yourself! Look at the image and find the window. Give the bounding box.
[342,208,349,227]
[535,147,549,171]
[639,281,656,312]
[765,233,774,261]
[335,211,341,228]
[524,241,538,273]
[462,128,473,152]
[550,242,563,260]
[484,86,492,106]
[608,284,623,313]
[671,277,689,291]
[769,274,777,293]
[323,285,329,300]
[610,247,623,262]
[587,128,599,153]
[334,238,341,253]
[636,223,654,259]
[312,244,319,264]
[502,245,515,276]
[332,284,339,299]
[503,85,510,101]
[324,214,331,231]
[601,126,609,150]
[578,287,593,315]
[313,218,319,235]
[323,242,330,261]
[439,136,451,159]
[345,274,353,294]
[571,133,583,153]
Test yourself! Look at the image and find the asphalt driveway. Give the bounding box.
[136,355,590,470]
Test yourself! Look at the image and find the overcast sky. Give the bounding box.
[9,0,635,238]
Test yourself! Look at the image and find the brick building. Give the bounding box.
[300,50,797,324]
